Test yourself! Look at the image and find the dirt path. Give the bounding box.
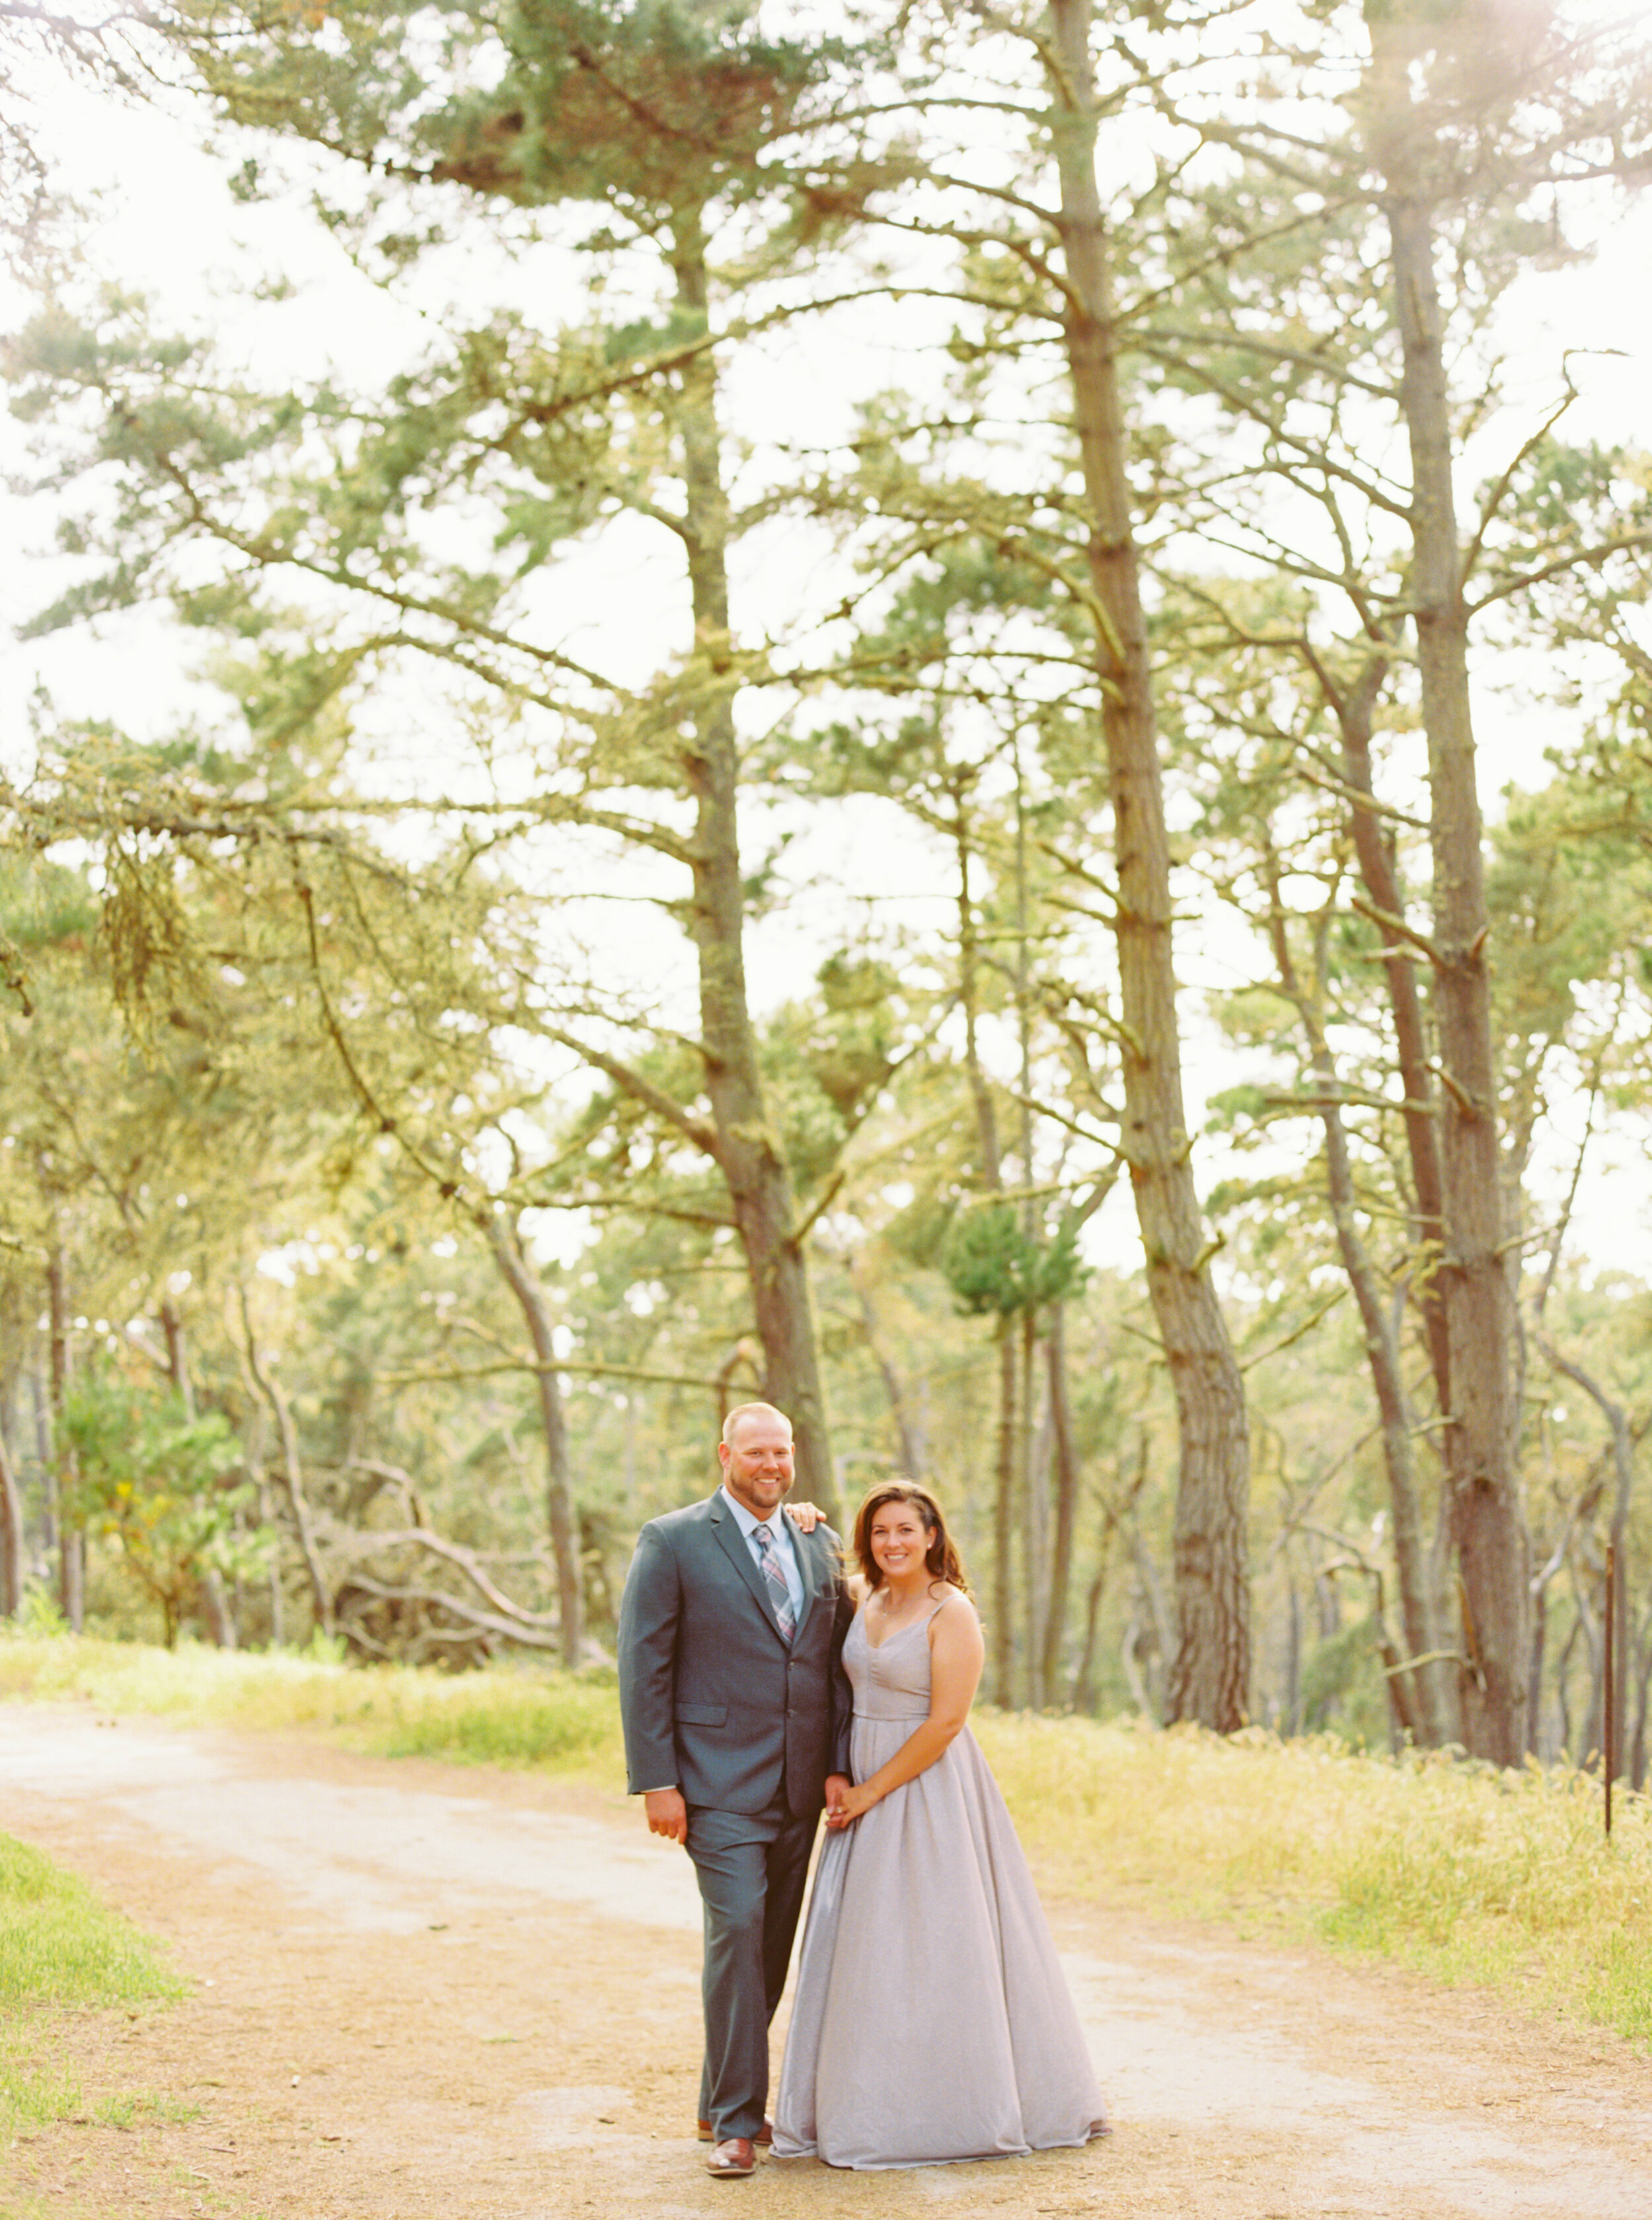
[3,1705,1651,2220]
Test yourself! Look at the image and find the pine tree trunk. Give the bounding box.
[669,207,837,1520]
[954,803,1019,1702]
[46,1234,83,1632]
[1381,159,1529,1765]
[1333,666,1453,1426]
[0,1417,23,1619]
[1263,866,1450,1745]
[161,1300,236,1648]
[1072,1552,1108,1713]
[993,1324,1018,1705]
[239,1288,331,1640]
[160,1302,194,1417]
[1313,1079,1449,1743]
[1041,1304,1080,1705]
[1631,1629,1652,1791]
[1046,0,1250,1728]
[488,1216,582,1669]
[1020,1306,1045,1707]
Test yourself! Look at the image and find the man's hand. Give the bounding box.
[824,1777,874,1831]
[644,1787,689,1845]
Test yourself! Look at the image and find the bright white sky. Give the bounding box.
[3,11,1651,1292]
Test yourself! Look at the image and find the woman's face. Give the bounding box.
[869,1501,932,1583]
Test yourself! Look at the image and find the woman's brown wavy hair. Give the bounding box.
[851,1481,971,1596]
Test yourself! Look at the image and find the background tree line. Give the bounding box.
[1,0,1651,1772]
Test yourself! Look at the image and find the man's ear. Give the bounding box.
[716,1440,730,1474]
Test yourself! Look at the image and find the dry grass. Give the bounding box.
[5,1634,1649,2045]
[0,1634,620,1774]
[977,1711,1652,2042]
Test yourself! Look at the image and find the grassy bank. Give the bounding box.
[977,1711,1652,2043]
[0,1834,182,2013]
[4,1634,1649,2047]
[0,1635,622,1774]
[1,1832,184,2135]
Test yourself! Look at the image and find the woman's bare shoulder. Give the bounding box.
[928,1583,978,1625]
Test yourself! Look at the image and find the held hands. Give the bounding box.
[644,1787,689,1845]
[823,1774,874,1831]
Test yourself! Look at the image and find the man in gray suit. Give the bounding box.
[617,1401,854,2179]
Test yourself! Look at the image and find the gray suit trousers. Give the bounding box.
[687,1796,817,2141]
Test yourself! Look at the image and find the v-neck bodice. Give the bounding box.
[844,1602,940,1720]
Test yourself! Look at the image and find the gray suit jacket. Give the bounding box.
[617,1489,856,1818]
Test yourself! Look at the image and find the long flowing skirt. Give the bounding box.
[773,1716,1106,2170]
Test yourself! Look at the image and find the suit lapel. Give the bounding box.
[709,1489,788,1645]
[790,1520,821,1645]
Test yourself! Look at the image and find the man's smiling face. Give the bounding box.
[718,1410,794,1520]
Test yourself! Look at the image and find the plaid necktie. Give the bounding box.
[752,1523,796,1644]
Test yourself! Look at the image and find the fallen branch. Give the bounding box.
[332,1526,559,1631]
[334,1573,563,1652]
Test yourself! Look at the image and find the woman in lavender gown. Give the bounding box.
[773,1482,1107,2171]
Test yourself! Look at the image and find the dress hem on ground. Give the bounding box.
[772,1602,1106,2173]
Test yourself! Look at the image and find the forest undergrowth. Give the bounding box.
[3,1635,1649,2048]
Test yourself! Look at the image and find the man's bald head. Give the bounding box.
[721,1400,792,1449]
[718,1403,794,1518]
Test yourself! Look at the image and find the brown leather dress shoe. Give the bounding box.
[698,2117,772,2147]
[705,2136,757,2178]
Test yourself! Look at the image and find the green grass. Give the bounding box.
[0,1833,183,2011]
[1,1832,186,2138]
[0,2041,81,2134]
[0,2054,204,2141]
[6,1633,1652,2046]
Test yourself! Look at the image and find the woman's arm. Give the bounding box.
[825,1594,984,1827]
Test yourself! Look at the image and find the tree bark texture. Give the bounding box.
[488,1214,582,1669]
[1021,1306,1046,1706]
[161,1299,236,1648]
[1263,871,1450,1745]
[993,1325,1018,1705]
[1333,663,1452,1424]
[1072,1550,1109,1713]
[954,809,1019,1703]
[1041,1304,1080,1704]
[670,209,837,1521]
[239,1288,331,1640]
[1632,1624,1652,1791]
[1047,0,1251,1729]
[29,1369,54,1557]
[1542,1340,1634,1783]
[1377,123,1529,1762]
[0,1417,23,1618]
[161,1302,194,1417]
[46,1235,83,1631]
[1320,1078,1449,1739]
